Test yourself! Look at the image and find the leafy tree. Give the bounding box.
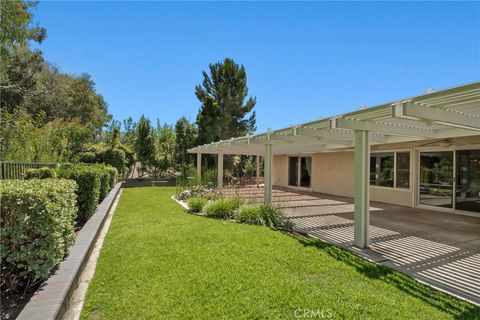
[174,117,197,179]
[155,120,175,175]
[195,58,257,145]
[135,116,156,170]
[122,116,137,147]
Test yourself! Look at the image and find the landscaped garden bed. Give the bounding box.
[81,187,480,319]
[1,164,118,319]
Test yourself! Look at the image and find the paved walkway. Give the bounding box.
[222,186,480,305]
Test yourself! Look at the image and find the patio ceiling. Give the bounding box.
[188,81,480,156]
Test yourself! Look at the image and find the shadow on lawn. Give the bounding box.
[294,236,480,320]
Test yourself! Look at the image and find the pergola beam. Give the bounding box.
[393,101,480,131]
[296,127,386,143]
[331,117,437,138]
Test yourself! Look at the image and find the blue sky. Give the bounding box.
[35,1,479,133]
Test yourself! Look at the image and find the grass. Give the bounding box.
[81,187,479,319]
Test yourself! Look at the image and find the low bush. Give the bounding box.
[260,204,285,228]
[187,197,208,213]
[236,204,264,225]
[97,167,110,202]
[204,197,244,219]
[24,167,57,179]
[59,166,102,222]
[105,166,118,189]
[0,179,78,292]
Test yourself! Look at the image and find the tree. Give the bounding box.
[135,116,156,171]
[174,117,197,179]
[155,120,175,175]
[195,58,257,145]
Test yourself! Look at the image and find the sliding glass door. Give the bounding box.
[288,156,312,188]
[419,151,454,209]
[456,150,480,213]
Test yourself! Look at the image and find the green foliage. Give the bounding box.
[24,167,57,179]
[153,121,175,177]
[174,117,197,179]
[259,204,285,228]
[204,197,244,219]
[59,166,101,222]
[96,166,111,202]
[195,58,256,145]
[0,179,77,291]
[135,116,156,169]
[187,197,208,213]
[105,166,118,189]
[235,204,263,225]
[235,203,284,227]
[77,151,99,164]
[103,148,126,174]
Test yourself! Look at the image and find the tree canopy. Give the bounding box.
[195,58,256,145]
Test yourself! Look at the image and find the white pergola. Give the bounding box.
[188,82,480,248]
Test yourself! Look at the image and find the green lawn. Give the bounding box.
[81,187,479,319]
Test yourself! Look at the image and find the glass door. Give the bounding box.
[288,156,312,188]
[419,151,454,209]
[456,150,480,213]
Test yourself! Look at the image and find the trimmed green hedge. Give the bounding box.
[105,166,118,190]
[59,166,102,222]
[0,179,78,291]
[96,167,110,202]
[24,167,57,179]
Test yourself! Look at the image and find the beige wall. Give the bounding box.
[271,135,480,208]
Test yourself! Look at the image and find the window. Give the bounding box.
[396,152,410,188]
[370,151,410,189]
[288,156,312,188]
[370,153,394,187]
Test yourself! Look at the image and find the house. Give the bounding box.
[188,82,480,249]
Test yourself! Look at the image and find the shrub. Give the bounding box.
[77,151,100,164]
[236,204,264,225]
[187,197,208,213]
[0,179,78,291]
[105,166,118,189]
[24,167,57,179]
[259,204,284,228]
[103,148,126,175]
[96,167,110,202]
[204,197,244,219]
[59,166,102,222]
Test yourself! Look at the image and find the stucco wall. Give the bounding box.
[270,135,480,208]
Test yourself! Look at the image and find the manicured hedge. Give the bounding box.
[59,166,102,222]
[0,179,78,291]
[24,167,57,179]
[96,167,111,202]
[105,166,118,190]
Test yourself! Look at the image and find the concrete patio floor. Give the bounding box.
[222,186,480,305]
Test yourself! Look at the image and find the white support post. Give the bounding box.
[264,144,273,204]
[196,152,202,183]
[354,130,370,248]
[217,151,224,189]
[256,155,260,188]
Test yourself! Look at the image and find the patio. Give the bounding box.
[221,186,480,305]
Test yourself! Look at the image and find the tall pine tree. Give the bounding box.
[195,58,256,145]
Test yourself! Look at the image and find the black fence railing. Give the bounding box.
[0,161,57,180]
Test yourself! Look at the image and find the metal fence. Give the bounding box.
[0,161,57,180]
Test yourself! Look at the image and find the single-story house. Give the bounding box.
[188,82,480,249]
